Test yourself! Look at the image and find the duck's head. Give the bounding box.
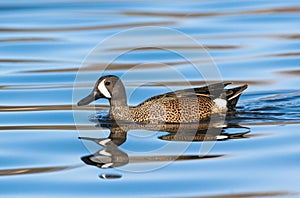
[77,75,124,106]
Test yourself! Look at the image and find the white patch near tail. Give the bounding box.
[98,79,111,98]
[216,135,229,140]
[101,163,113,168]
[212,98,228,114]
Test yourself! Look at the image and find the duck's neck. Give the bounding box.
[108,81,131,121]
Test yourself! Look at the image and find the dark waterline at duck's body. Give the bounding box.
[78,75,247,123]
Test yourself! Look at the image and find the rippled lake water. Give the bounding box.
[1,0,300,197]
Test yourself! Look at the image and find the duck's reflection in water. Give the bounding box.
[80,121,250,171]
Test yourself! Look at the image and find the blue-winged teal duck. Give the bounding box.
[78,75,247,123]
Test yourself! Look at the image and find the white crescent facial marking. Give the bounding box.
[99,149,112,156]
[98,79,111,98]
[98,138,111,146]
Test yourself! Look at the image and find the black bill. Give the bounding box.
[77,92,100,106]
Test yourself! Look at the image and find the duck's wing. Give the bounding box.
[136,83,231,107]
[165,82,232,98]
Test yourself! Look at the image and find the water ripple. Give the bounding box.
[0,21,176,32]
[0,166,77,176]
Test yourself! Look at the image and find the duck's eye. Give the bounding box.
[105,81,111,86]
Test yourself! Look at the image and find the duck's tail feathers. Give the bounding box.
[226,84,248,110]
[193,82,232,94]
